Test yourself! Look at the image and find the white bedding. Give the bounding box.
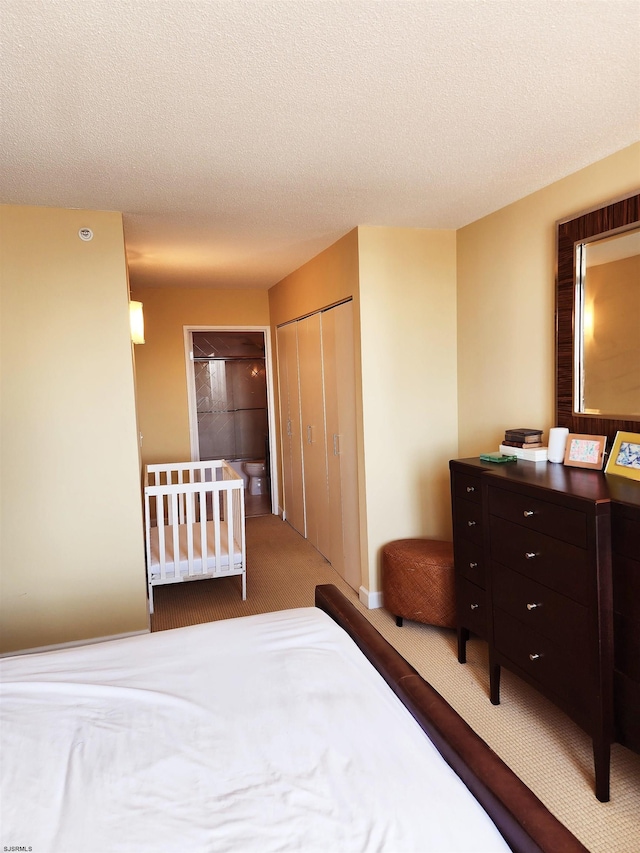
[149,519,242,577]
[0,607,509,853]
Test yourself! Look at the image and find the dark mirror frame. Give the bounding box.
[556,191,640,448]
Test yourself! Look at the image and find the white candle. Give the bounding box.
[548,427,570,463]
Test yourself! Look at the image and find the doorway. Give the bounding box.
[184,327,277,517]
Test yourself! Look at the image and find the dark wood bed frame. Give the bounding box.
[315,584,588,853]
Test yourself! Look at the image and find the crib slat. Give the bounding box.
[185,484,195,577]
[213,485,222,575]
[157,494,167,580]
[200,488,208,576]
[170,491,180,580]
[225,484,234,571]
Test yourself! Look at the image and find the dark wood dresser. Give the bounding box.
[450,457,640,803]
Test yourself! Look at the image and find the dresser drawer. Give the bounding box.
[456,576,487,638]
[454,498,483,545]
[613,612,640,682]
[614,670,640,753]
[612,552,640,623]
[492,562,588,655]
[454,537,485,587]
[611,514,640,564]
[488,484,587,548]
[454,472,482,504]
[493,608,589,713]
[612,513,640,562]
[489,515,590,605]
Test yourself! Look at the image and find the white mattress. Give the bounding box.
[149,519,242,577]
[0,608,509,853]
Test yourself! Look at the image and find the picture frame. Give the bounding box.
[563,433,607,469]
[604,431,640,481]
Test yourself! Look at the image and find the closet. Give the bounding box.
[276,301,360,591]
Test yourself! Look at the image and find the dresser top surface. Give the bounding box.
[450,457,640,509]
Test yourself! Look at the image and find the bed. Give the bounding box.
[144,460,246,612]
[0,585,586,853]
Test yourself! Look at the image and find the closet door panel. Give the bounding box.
[297,313,330,555]
[322,302,360,591]
[276,323,305,536]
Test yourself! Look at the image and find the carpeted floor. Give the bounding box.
[151,514,640,853]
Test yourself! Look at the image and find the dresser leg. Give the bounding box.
[395,615,403,627]
[593,739,611,803]
[490,661,501,705]
[457,626,469,663]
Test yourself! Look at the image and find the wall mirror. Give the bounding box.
[556,192,640,448]
[576,227,640,417]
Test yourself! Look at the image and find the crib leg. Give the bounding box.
[149,584,154,615]
[241,571,246,601]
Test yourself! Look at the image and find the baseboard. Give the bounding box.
[359,586,383,610]
[1,628,150,658]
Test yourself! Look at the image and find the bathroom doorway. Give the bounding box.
[184,327,277,517]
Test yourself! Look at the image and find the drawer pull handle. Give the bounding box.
[469,561,478,569]
[470,603,479,610]
[523,510,534,518]
[466,486,475,493]
[525,551,538,560]
[529,653,541,661]
[467,520,477,527]
[526,602,542,611]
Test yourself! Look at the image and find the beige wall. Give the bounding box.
[456,142,640,457]
[0,204,148,653]
[130,286,271,469]
[358,227,458,594]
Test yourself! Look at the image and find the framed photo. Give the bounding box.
[563,433,607,469]
[604,431,640,481]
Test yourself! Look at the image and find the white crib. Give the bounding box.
[144,460,246,613]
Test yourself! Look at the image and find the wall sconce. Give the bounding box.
[584,302,594,339]
[129,300,145,345]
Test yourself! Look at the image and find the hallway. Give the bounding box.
[244,490,272,518]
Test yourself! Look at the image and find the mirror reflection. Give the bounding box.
[575,226,640,418]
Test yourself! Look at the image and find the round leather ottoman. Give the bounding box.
[382,538,455,628]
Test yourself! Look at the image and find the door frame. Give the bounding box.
[183,325,278,515]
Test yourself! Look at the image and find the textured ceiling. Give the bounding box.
[1,0,639,290]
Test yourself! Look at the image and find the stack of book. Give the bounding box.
[499,428,548,461]
[502,428,543,448]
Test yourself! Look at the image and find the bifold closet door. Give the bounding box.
[321,302,360,591]
[296,312,330,556]
[276,322,305,536]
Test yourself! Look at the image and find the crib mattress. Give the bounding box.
[149,519,242,578]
